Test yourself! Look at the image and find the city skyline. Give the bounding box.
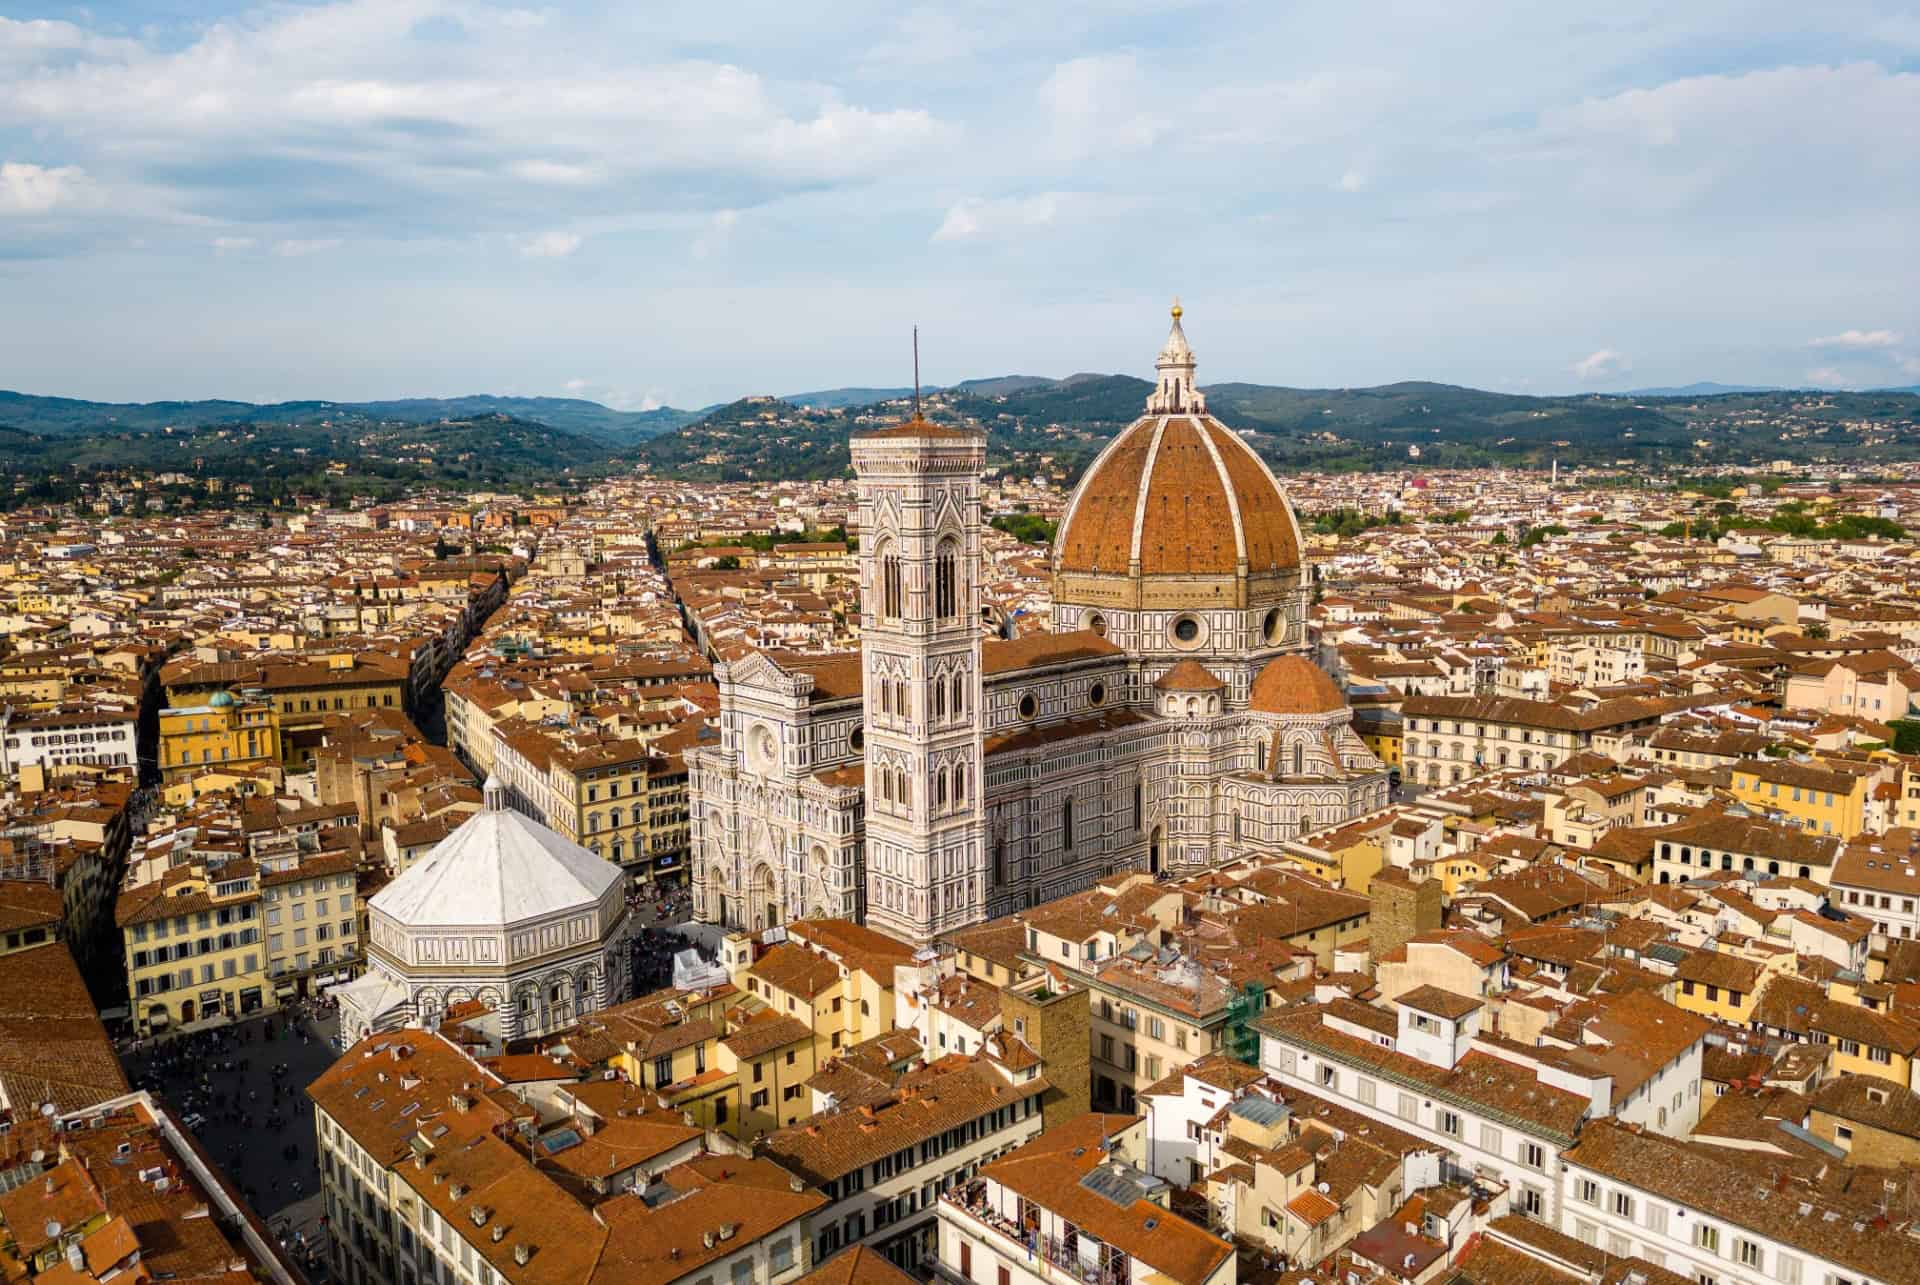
[2,1,1917,407]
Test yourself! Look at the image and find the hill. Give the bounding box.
[0,390,696,444]
[1625,382,1783,396]
[635,377,1920,482]
[780,386,918,410]
[0,412,611,508]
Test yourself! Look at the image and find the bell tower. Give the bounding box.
[850,412,988,946]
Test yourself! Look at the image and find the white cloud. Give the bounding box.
[211,236,257,253]
[1809,328,1900,348]
[0,161,91,215]
[275,238,342,257]
[1039,55,1163,158]
[1806,366,1853,386]
[691,209,740,260]
[1337,169,1367,192]
[1897,355,1920,377]
[509,159,603,186]
[563,377,661,411]
[520,230,581,258]
[932,194,1066,243]
[1527,63,1920,213]
[0,0,946,234]
[1572,348,1629,380]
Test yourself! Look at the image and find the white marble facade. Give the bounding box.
[332,777,630,1044]
[689,309,1389,945]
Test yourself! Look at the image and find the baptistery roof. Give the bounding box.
[370,776,621,929]
[1053,305,1304,581]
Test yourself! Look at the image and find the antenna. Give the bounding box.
[912,326,923,419]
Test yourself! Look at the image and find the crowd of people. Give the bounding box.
[121,999,338,1277]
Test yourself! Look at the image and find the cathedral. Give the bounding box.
[687,306,1389,946]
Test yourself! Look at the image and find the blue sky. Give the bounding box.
[2,1,1918,408]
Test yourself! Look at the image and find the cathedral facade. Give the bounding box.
[687,308,1389,945]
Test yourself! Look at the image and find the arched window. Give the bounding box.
[951,673,965,718]
[1063,797,1075,850]
[1233,813,1242,843]
[936,768,949,809]
[933,679,946,721]
[954,763,967,805]
[935,538,959,620]
[611,840,623,862]
[880,544,903,618]
[1293,742,1304,776]
[609,808,622,829]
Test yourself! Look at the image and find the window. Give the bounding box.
[1612,1191,1633,1219]
[731,1260,753,1285]
[1438,1109,1461,1137]
[1356,1077,1376,1106]
[1644,1203,1667,1235]
[1479,1123,1502,1154]
[1733,1239,1762,1269]
[1063,798,1074,850]
[1521,1141,1546,1170]
[1694,1223,1719,1253]
[935,539,959,620]
[1576,1177,1600,1205]
[880,546,902,618]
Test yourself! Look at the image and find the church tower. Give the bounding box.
[850,414,988,946]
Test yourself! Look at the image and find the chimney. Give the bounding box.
[513,1244,532,1266]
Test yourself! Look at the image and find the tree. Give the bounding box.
[712,555,741,570]
[1803,621,1830,640]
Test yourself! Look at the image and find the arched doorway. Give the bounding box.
[749,863,780,932]
[1148,826,1165,875]
[180,999,195,1024]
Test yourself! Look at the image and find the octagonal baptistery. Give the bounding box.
[334,776,630,1046]
[1051,303,1310,700]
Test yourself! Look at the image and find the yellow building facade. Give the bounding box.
[158,694,280,783]
[119,859,274,1033]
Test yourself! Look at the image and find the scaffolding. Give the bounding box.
[1224,980,1265,1065]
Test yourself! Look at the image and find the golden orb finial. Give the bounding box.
[1170,296,1183,320]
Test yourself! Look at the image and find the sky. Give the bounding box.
[2,1,1919,409]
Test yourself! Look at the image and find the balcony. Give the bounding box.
[944,1183,1131,1285]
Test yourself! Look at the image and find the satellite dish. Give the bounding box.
[44,1221,62,1240]
[39,1103,55,1117]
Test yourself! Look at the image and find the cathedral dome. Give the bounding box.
[1053,305,1303,584]
[1248,655,1346,716]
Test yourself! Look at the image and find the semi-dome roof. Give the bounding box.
[1053,305,1303,580]
[1249,655,1346,716]
[1154,659,1226,691]
[370,776,621,929]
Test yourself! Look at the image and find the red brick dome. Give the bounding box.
[1248,655,1345,716]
